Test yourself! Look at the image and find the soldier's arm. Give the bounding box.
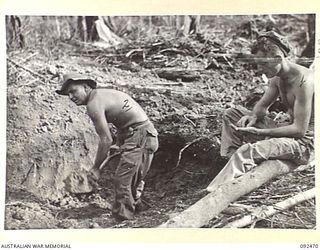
[87,99,113,171]
[290,82,313,136]
[238,77,279,127]
[251,77,279,119]
[250,82,313,138]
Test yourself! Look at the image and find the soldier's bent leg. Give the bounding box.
[112,148,142,220]
[134,127,158,211]
[220,106,275,158]
[220,107,251,158]
[207,137,308,192]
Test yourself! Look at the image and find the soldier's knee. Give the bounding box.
[223,107,238,121]
[113,174,121,186]
[235,143,252,156]
[224,107,236,117]
[224,107,244,121]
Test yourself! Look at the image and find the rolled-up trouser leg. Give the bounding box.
[207,137,309,191]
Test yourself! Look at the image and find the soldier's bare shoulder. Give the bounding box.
[96,88,130,96]
[298,66,314,89]
[89,88,131,104]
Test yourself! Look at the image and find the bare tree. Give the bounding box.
[77,16,99,42]
[6,15,25,49]
[301,14,315,58]
[176,15,201,36]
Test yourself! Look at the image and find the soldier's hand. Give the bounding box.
[231,124,259,135]
[87,168,100,189]
[237,115,257,127]
[89,168,100,181]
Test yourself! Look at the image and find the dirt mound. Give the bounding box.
[7,74,98,200]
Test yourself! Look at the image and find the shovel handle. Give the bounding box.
[98,152,121,170]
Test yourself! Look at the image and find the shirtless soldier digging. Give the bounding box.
[56,74,159,220]
[207,31,314,191]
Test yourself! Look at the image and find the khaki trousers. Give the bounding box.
[112,120,158,220]
[207,106,313,192]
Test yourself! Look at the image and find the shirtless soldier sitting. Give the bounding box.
[56,74,159,220]
[207,31,314,191]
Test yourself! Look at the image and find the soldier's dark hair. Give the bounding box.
[251,31,291,57]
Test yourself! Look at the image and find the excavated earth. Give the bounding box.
[5,15,315,229]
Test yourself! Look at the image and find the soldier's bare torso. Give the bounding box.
[273,64,314,126]
[87,88,149,129]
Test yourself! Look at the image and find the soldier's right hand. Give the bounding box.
[87,169,100,190]
[88,168,100,181]
[237,115,257,127]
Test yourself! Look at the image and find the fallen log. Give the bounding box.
[155,69,201,82]
[224,187,315,228]
[158,159,297,228]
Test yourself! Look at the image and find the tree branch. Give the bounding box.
[224,188,315,228]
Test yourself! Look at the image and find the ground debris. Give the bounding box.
[207,162,315,229]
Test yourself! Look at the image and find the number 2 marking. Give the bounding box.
[122,99,132,112]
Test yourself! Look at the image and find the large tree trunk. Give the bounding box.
[189,15,201,34]
[77,16,99,42]
[77,16,86,41]
[85,16,99,41]
[176,15,201,36]
[158,159,297,228]
[183,15,192,35]
[301,14,315,58]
